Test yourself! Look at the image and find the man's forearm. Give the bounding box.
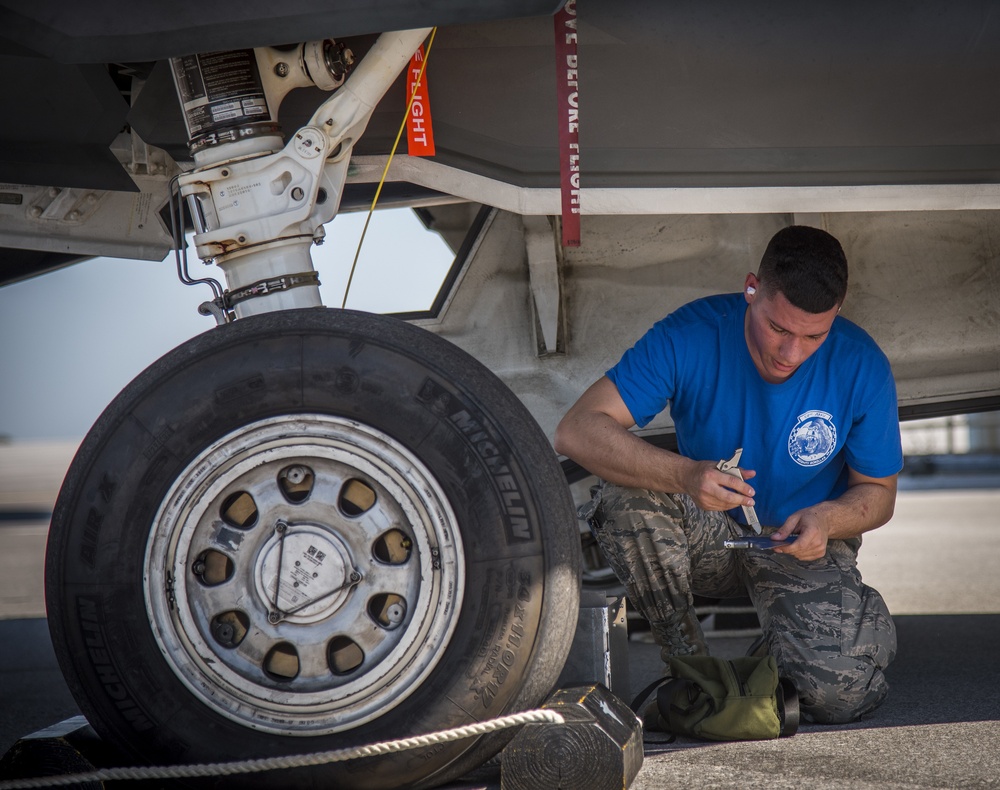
[554,409,694,493]
[812,479,897,541]
[554,376,757,512]
[771,471,897,561]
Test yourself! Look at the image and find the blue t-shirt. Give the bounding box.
[607,293,903,528]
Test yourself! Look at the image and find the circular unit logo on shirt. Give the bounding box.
[788,410,837,467]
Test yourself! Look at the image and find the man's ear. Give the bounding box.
[744,273,760,303]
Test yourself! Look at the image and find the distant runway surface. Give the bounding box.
[1,440,998,788]
[0,440,77,620]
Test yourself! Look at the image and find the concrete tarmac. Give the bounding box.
[459,480,1000,789]
[1,441,998,788]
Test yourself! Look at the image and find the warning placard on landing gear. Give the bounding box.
[171,50,273,139]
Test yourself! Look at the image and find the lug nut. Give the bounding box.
[285,466,308,484]
[213,622,236,646]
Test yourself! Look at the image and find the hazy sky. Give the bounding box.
[0,209,452,441]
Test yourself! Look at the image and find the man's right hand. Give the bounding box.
[681,460,757,512]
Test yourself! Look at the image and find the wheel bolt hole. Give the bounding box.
[220,491,258,528]
[211,611,249,649]
[263,642,300,680]
[328,636,364,675]
[373,529,413,565]
[369,593,407,630]
[340,479,376,516]
[193,550,234,586]
[279,465,314,504]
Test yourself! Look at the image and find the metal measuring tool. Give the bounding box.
[723,534,798,550]
[716,448,762,534]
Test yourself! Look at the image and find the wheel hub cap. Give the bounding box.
[255,522,356,625]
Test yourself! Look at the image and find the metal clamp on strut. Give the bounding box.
[198,271,321,326]
[224,271,322,308]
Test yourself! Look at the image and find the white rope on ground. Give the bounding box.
[0,709,564,789]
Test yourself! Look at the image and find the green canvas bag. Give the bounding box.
[632,655,799,741]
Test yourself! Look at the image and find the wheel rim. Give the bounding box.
[144,414,464,735]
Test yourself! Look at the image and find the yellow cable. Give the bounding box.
[341,27,438,309]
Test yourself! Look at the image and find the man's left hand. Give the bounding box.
[771,508,831,561]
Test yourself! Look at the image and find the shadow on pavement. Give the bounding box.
[0,619,79,757]
[840,613,1000,729]
[2,613,998,787]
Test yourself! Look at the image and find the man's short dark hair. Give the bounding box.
[758,225,848,313]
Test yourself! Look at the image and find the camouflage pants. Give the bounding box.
[585,482,897,724]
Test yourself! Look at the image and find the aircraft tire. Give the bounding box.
[45,307,580,789]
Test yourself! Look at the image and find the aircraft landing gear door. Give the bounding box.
[43,30,579,790]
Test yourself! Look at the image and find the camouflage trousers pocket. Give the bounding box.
[578,483,605,533]
[840,580,897,669]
